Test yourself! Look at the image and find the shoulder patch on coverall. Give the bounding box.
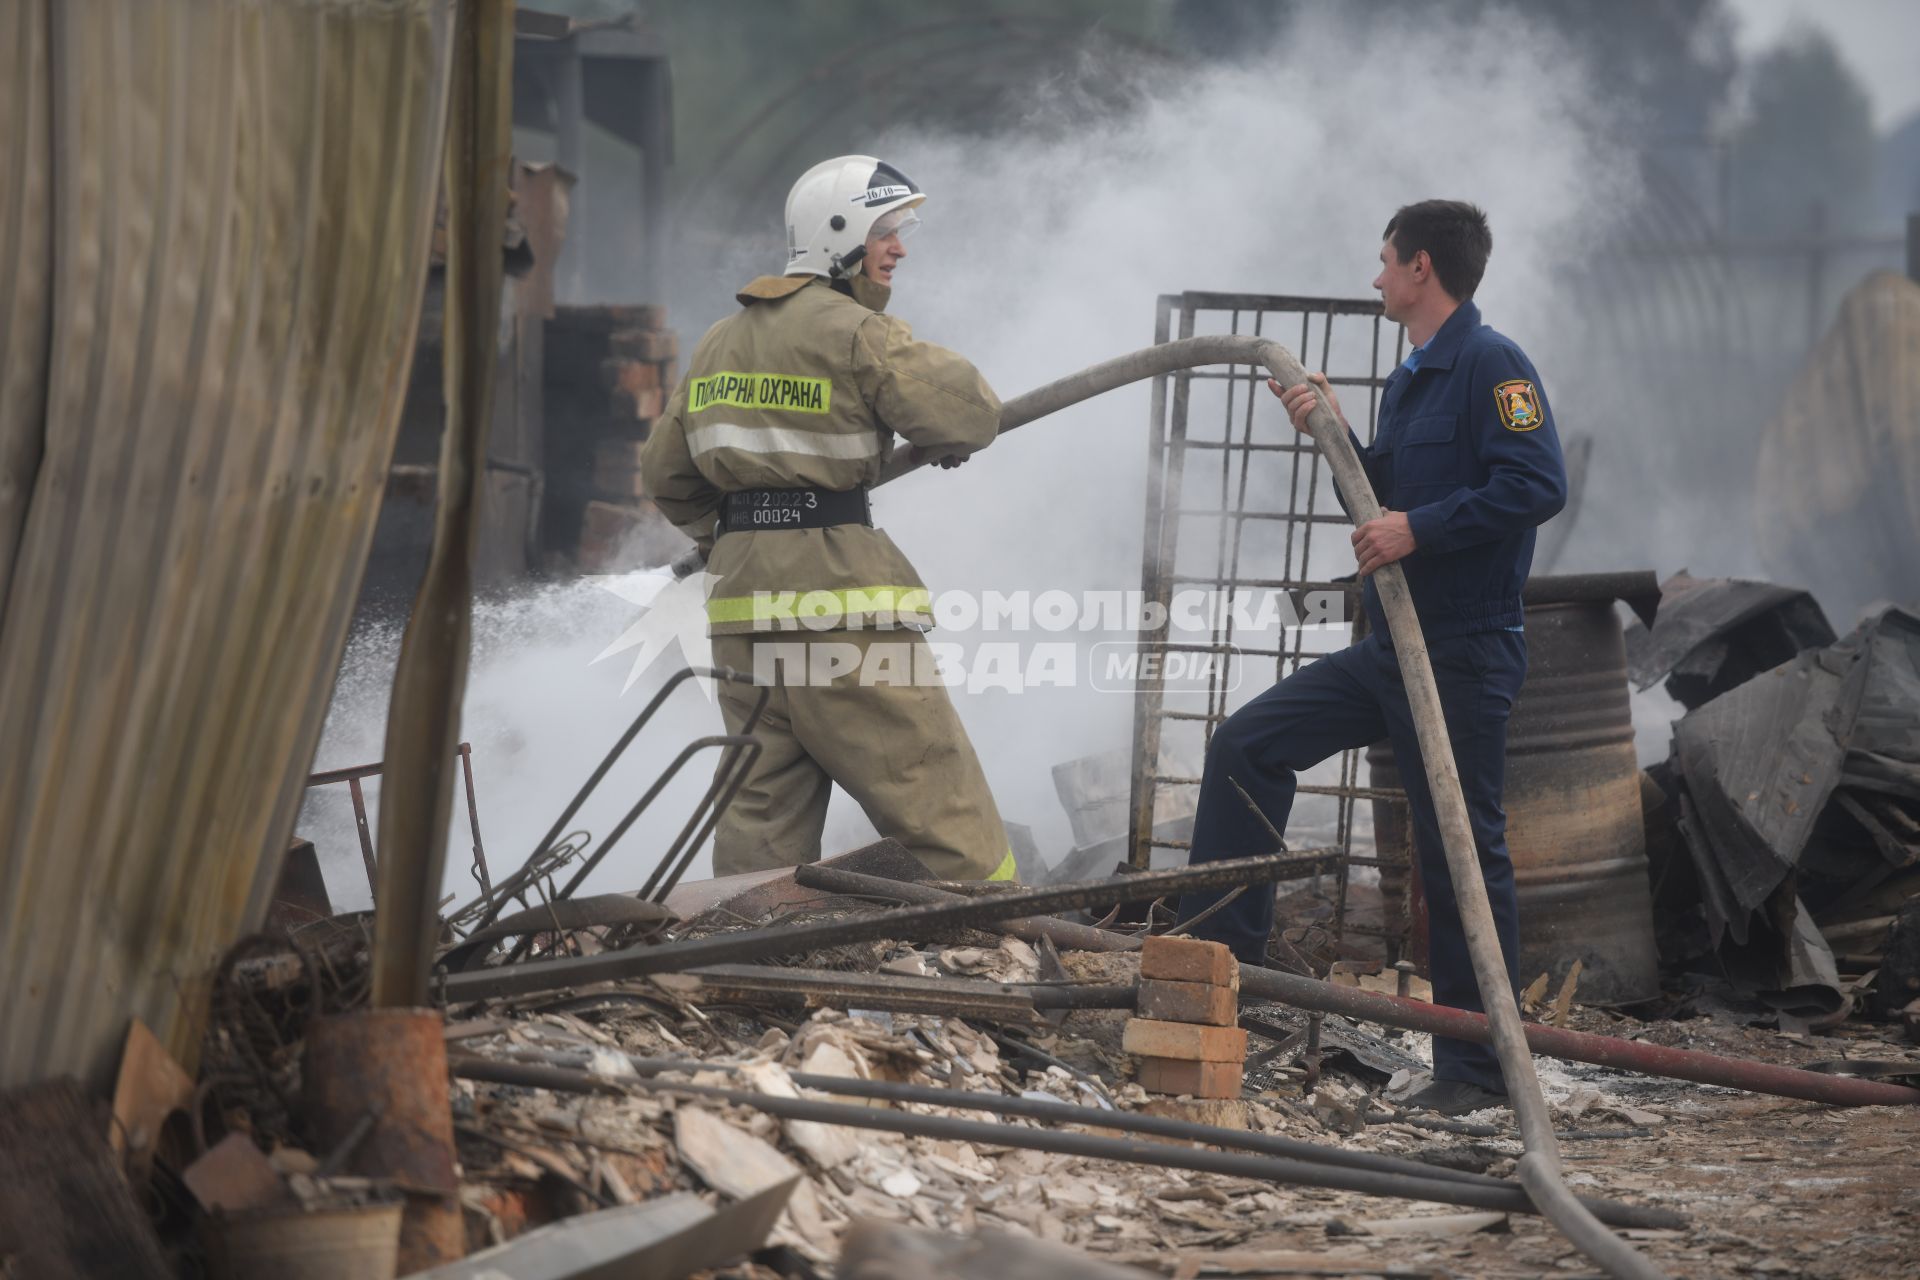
[1493,378,1542,432]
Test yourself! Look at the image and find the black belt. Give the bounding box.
[718,486,871,535]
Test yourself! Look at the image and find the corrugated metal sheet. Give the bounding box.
[0,0,51,600]
[1755,270,1920,602]
[0,0,454,1091]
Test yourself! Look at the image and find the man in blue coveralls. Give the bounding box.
[1177,200,1567,1116]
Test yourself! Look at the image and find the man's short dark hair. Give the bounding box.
[1383,201,1492,301]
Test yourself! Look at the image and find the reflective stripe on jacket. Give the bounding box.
[640,275,1002,635]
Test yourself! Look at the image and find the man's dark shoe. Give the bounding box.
[1404,1079,1509,1117]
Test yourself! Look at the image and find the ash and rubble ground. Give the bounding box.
[442,934,1920,1280]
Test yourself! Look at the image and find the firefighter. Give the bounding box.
[639,155,1015,882]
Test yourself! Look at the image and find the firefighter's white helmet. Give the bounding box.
[783,155,925,280]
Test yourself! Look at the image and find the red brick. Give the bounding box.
[611,386,664,420]
[574,498,676,573]
[610,328,677,361]
[1122,1018,1247,1063]
[1137,978,1238,1027]
[1137,1057,1243,1100]
[1139,935,1239,989]
[599,357,661,395]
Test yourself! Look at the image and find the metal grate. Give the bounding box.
[1127,291,1410,959]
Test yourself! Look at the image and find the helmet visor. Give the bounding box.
[869,206,921,243]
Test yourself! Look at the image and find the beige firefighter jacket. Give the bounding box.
[640,274,1002,635]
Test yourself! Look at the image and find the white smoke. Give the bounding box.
[861,12,1643,856]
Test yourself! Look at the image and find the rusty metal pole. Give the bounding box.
[348,776,378,899]
[369,0,514,1009]
[458,742,490,900]
[1237,963,1920,1109]
[802,865,1920,1108]
[302,3,512,1272]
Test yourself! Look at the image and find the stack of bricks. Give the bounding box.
[1123,935,1247,1099]
[542,303,681,571]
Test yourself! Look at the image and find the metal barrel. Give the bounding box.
[1368,594,1659,1005]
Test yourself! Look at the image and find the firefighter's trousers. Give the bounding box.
[709,629,1013,881]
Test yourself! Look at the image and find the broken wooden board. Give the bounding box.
[182,1132,285,1215]
[0,1078,171,1278]
[411,1181,795,1279]
[673,1105,834,1258]
[108,1017,195,1186]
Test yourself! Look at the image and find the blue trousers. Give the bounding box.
[1177,631,1526,1091]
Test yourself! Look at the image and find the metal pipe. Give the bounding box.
[439,849,1339,1002]
[349,776,378,899]
[459,743,491,901]
[1237,964,1920,1108]
[793,864,1141,952]
[484,1047,1689,1225]
[557,734,762,903]
[370,0,514,1008]
[805,867,1918,1108]
[636,731,769,904]
[448,1055,1681,1230]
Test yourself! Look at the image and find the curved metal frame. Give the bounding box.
[464,666,768,932]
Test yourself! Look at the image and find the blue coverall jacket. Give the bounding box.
[1355,298,1566,640]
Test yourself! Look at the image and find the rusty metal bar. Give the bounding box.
[792,864,1140,953]
[368,0,515,1012]
[1126,297,1185,871]
[440,850,1340,1002]
[471,668,768,933]
[798,871,1917,1110]
[1238,964,1920,1109]
[635,732,767,904]
[459,742,490,901]
[553,734,763,904]
[348,777,378,898]
[308,742,488,907]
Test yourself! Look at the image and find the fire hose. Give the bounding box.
[673,335,1668,1279]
